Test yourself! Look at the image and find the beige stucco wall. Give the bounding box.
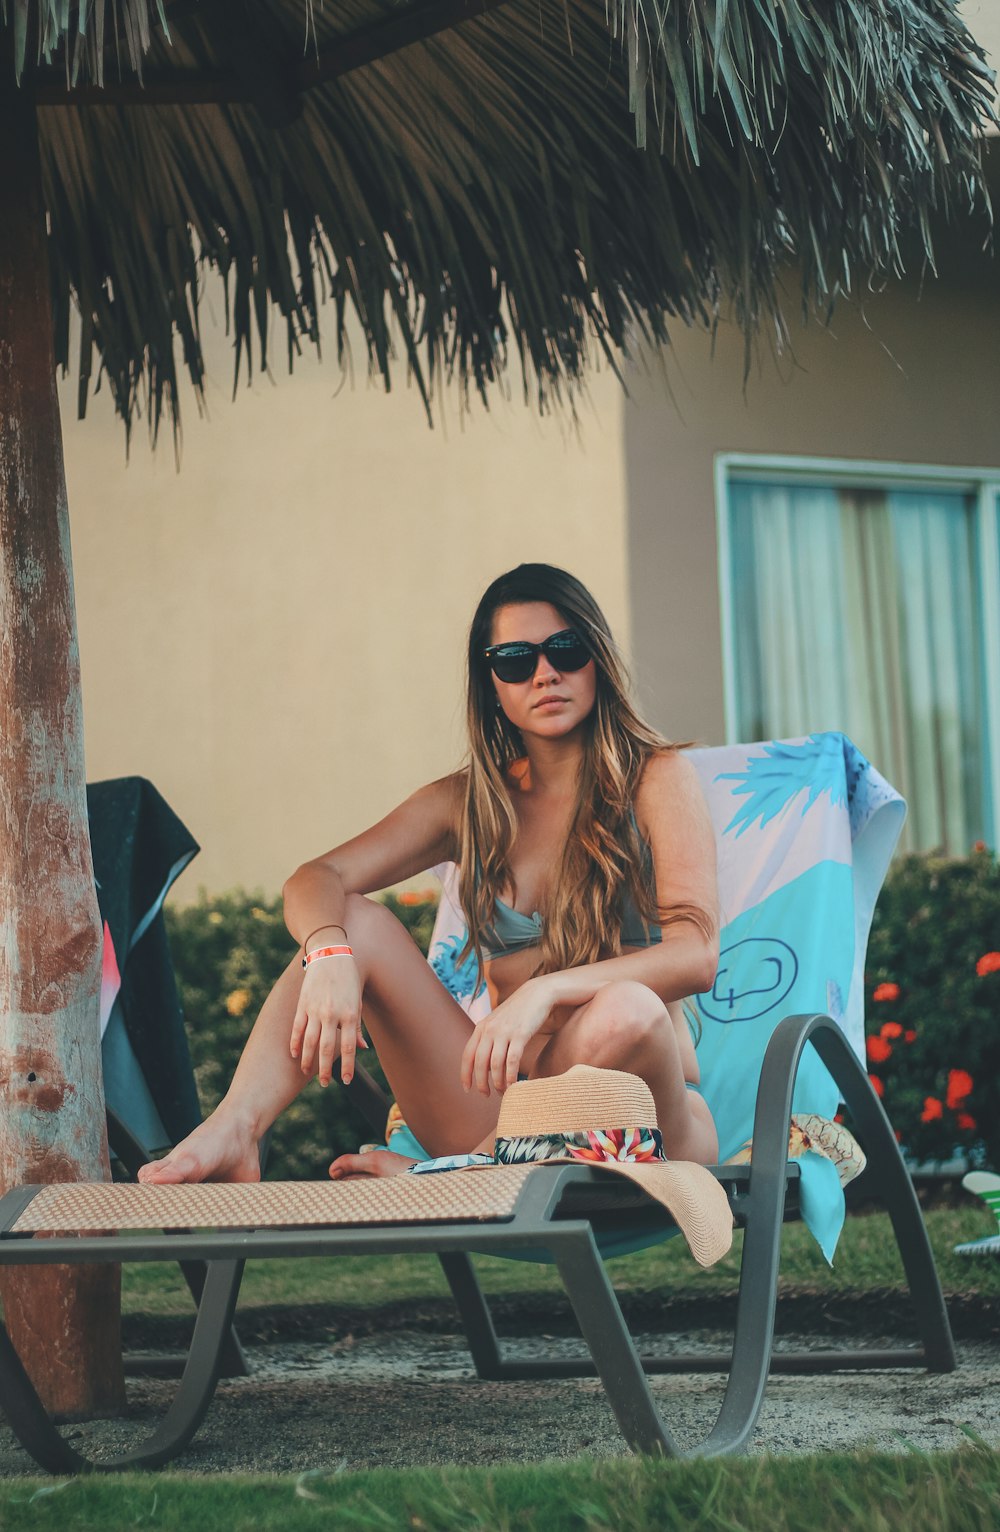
[63,329,629,898]
[623,181,1000,749]
[64,5,998,896]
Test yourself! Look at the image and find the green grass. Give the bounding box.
[1,1450,999,1531]
[120,1205,1000,1316]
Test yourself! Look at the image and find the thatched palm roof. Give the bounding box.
[6,0,997,435]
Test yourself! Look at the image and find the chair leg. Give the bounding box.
[437,1253,507,1378]
[172,1260,250,1378]
[548,1224,796,1457]
[0,1258,245,1473]
[551,1228,684,1457]
[685,1167,785,1455]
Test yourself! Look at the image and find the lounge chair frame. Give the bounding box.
[0,1013,955,1473]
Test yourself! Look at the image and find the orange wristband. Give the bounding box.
[302,945,354,969]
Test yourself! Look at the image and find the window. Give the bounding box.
[717,455,1000,854]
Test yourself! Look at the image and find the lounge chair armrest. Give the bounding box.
[751,1011,928,1216]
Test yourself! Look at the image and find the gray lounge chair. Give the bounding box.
[0,1010,953,1472]
[0,735,957,1469]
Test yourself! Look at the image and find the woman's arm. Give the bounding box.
[284,772,462,1085]
[283,773,462,942]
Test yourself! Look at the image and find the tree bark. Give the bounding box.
[0,60,125,1416]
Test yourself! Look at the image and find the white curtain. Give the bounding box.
[728,479,984,854]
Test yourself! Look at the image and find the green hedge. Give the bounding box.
[861,845,1000,1170]
[164,850,1000,1178]
[163,888,437,1179]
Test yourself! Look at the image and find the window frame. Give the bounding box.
[715,452,1000,849]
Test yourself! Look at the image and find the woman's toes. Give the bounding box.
[137,1151,196,1184]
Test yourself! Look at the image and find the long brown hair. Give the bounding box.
[457,564,715,979]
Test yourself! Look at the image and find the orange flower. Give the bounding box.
[957,1113,978,1132]
[866,1035,893,1064]
[945,1069,973,1109]
[873,982,900,1003]
[397,889,435,906]
[973,840,987,853]
[880,1021,903,1040]
[868,1074,885,1098]
[921,1096,943,1123]
[976,951,1000,977]
[904,1030,917,1044]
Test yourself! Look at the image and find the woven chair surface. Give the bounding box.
[10,1166,536,1233]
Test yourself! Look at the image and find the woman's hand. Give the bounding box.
[328,1149,417,1179]
[290,956,367,1087]
[460,977,555,1095]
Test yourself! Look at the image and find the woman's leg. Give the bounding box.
[138,950,316,1182]
[139,894,501,1183]
[527,980,718,1163]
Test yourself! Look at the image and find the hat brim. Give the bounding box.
[465,1157,733,1268]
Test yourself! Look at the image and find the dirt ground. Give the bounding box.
[1,1295,998,1475]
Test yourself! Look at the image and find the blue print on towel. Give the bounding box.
[717,733,854,838]
[694,860,854,1164]
[429,931,487,1003]
[701,937,799,1023]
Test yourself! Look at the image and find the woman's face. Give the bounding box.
[488,601,598,741]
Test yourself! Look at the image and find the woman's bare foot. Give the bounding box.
[328,1149,417,1179]
[137,1110,262,1184]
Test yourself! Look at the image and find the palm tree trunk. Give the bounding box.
[0,60,124,1417]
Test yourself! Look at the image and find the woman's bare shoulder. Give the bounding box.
[305,769,468,893]
[635,747,706,810]
[407,769,467,837]
[635,748,718,933]
[634,748,715,866]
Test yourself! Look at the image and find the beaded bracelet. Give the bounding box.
[302,923,348,952]
[302,944,354,969]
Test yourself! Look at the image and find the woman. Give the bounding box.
[139,564,719,1186]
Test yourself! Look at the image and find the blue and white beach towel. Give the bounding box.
[409,733,904,1261]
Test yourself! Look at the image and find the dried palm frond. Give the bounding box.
[3,0,996,439]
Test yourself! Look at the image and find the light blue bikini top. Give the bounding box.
[480,813,661,962]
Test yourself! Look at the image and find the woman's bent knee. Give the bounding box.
[586,982,668,1041]
[343,891,421,939]
[565,982,670,1065]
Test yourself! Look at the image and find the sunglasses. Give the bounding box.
[483,628,591,685]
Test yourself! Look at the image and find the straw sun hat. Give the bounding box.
[482,1064,733,1268]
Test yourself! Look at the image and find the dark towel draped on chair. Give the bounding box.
[88,777,201,1150]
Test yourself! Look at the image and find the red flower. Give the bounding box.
[873,982,900,1003]
[945,1069,974,1109]
[880,1021,903,1040]
[904,1030,917,1044]
[868,1074,885,1098]
[866,1035,893,1064]
[973,840,987,853]
[976,952,1000,977]
[921,1097,943,1123]
[957,1113,978,1132]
